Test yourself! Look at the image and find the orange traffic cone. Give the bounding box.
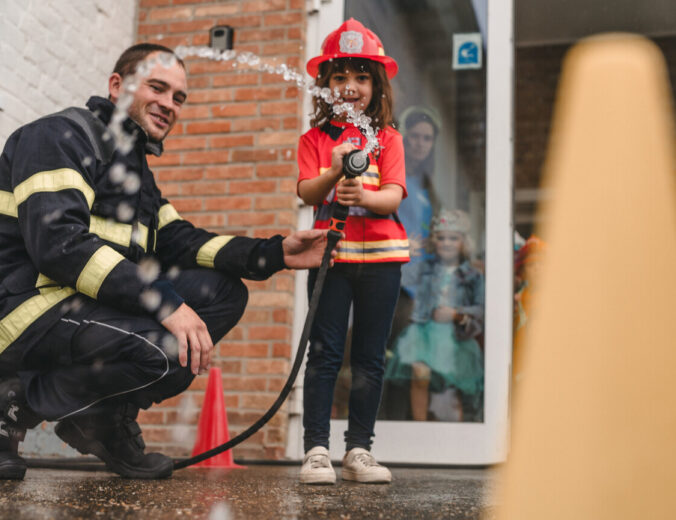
[191,367,245,469]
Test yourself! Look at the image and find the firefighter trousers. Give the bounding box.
[18,268,247,421]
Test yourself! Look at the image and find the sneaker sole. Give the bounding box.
[0,457,26,480]
[300,473,336,485]
[55,421,172,479]
[341,469,391,483]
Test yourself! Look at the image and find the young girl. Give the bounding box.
[385,209,484,422]
[296,19,408,484]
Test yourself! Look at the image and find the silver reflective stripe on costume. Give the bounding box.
[0,287,75,354]
[76,246,125,299]
[0,191,17,218]
[14,168,95,208]
[89,216,149,251]
[196,236,234,268]
[158,203,182,230]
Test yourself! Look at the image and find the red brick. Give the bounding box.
[231,117,280,132]
[137,409,165,424]
[220,342,269,357]
[149,6,193,21]
[272,342,291,358]
[148,152,181,167]
[234,87,283,101]
[264,446,286,460]
[188,60,235,75]
[194,4,239,17]
[187,89,235,104]
[248,291,292,307]
[239,309,271,323]
[186,120,232,135]
[231,149,277,162]
[163,136,207,151]
[148,35,191,48]
[205,165,254,180]
[224,395,240,409]
[228,180,276,194]
[278,179,296,193]
[188,76,211,89]
[226,326,245,340]
[284,86,300,99]
[180,180,227,194]
[140,0,172,7]
[265,427,285,444]
[183,151,230,166]
[256,163,295,177]
[289,0,303,8]
[253,227,293,238]
[236,28,285,42]
[254,195,296,210]
[138,24,166,36]
[287,27,302,40]
[276,210,296,226]
[248,326,290,341]
[156,167,204,182]
[212,73,260,87]
[211,135,255,148]
[227,409,268,423]
[264,12,303,26]
[142,428,173,443]
[212,103,258,117]
[192,33,210,46]
[258,131,298,146]
[241,0,287,13]
[186,214,226,228]
[204,197,252,211]
[273,275,294,291]
[157,182,179,197]
[168,19,214,34]
[173,0,205,4]
[215,14,262,28]
[228,212,275,227]
[283,116,299,129]
[172,198,204,212]
[221,377,267,392]
[261,42,302,56]
[240,394,279,409]
[260,101,297,115]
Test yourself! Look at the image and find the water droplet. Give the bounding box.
[116,202,134,222]
[140,288,161,311]
[123,173,141,194]
[138,257,160,284]
[81,156,93,167]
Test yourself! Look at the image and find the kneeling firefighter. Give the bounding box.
[0,43,334,480]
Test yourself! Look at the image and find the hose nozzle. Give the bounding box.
[343,150,370,178]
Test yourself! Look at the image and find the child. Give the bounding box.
[385,209,484,422]
[296,19,408,484]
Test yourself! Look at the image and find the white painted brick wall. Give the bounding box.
[0,0,137,145]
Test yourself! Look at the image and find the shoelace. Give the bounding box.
[354,452,379,467]
[308,454,330,469]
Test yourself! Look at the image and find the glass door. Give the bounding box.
[290,0,513,465]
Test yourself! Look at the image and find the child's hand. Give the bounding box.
[432,305,458,323]
[336,177,364,206]
[329,142,356,179]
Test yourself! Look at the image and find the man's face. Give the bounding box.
[110,51,188,143]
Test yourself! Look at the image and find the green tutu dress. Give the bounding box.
[385,321,484,395]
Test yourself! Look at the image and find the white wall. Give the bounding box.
[0,0,137,145]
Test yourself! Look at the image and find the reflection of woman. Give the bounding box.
[385,210,484,421]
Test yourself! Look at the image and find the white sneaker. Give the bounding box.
[341,448,392,483]
[300,446,336,484]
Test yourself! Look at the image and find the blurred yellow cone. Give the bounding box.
[494,34,676,520]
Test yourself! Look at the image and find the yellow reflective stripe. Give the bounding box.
[337,251,410,261]
[196,236,234,268]
[14,168,95,208]
[35,273,58,289]
[158,204,182,230]
[89,217,149,251]
[0,190,17,218]
[76,246,125,298]
[0,287,75,354]
[340,239,409,250]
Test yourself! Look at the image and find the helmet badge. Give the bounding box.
[339,31,364,54]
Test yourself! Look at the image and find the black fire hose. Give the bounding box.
[174,150,369,470]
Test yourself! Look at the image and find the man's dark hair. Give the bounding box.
[113,43,186,78]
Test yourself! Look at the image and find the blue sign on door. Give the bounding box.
[453,33,483,70]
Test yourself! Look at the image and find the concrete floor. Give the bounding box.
[0,463,499,519]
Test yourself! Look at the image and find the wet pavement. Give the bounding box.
[0,463,498,519]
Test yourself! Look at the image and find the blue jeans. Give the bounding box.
[303,262,401,453]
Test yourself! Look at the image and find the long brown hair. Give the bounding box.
[310,58,393,131]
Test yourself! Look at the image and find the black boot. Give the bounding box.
[0,378,41,480]
[54,403,173,479]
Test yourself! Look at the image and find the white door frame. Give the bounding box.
[288,0,514,465]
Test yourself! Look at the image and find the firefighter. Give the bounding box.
[0,43,334,480]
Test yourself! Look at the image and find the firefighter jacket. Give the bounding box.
[0,96,285,369]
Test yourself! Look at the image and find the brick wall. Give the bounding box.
[136,0,306,460]
[0,0,137,144]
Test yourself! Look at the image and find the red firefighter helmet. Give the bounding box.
[306,18,399,79]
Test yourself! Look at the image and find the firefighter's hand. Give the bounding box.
[336,177,364,206]
[282,229,339,269]
[161,303,213,375]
